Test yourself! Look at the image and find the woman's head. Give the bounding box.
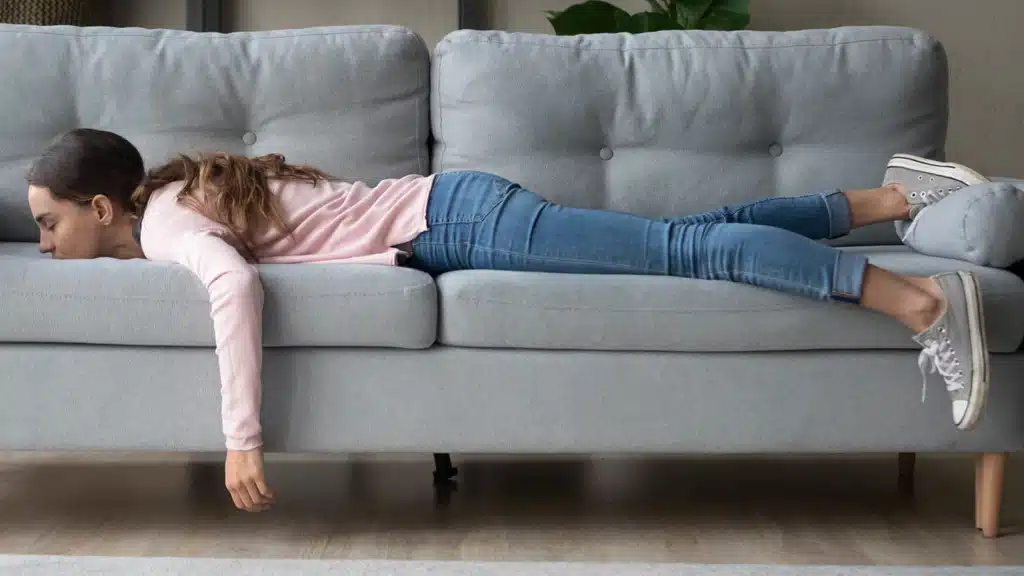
[27,128,144,259]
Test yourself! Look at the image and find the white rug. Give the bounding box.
[0,556,1019,575]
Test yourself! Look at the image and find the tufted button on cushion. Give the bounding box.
[599,147,614,161]
[768,143,784,158]
[242,131,257,145]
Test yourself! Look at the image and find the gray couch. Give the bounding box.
[1,24,1021,536]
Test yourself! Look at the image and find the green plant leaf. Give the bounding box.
[708,0,750,13]
[673,0,713,28]
[626,11,681,33]
[699,9,749,30]
[699,0,750,30]
[547,0,634,35]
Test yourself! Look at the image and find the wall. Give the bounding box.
[226,0,456,48]
[86,0,186,29]
[98,0,1023,177]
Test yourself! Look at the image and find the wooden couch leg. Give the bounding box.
[976,453,1007,538]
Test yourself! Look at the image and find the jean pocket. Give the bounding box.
[427,171,517,225]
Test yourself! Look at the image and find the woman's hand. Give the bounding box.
[225,447,275,512]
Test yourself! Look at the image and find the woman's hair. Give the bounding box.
[27,128,335,243]
[26,128,144,212]
[136,152,335,242]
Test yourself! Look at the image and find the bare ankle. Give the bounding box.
[904,291,945,334]
[905,276,944,301]
[885,184,911,220]
[845,185,911,228]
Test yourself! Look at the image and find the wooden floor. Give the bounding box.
[0,452,1022,565]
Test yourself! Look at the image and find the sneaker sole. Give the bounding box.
[957,270,989,431]
[888,154,990,187]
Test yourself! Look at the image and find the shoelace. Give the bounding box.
[898,186,963,243]
[900,210,923,243]
[917,336,965,402]
[917,187,958,204]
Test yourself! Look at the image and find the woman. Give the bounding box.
[26,128,989,512]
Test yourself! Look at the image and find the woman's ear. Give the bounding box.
[90,194,116,226]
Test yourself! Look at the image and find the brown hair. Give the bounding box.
[27,128,144,212]
[135,152,335,243]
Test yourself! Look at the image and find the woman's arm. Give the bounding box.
[176,231,264,451]
[141,192,274,511]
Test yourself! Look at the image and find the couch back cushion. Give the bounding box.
[432,27,948,246]
[0,24,430,242]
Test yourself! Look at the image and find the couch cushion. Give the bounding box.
[0,243,436,348]
[0,24,430,242]
[432,27,948,247]
[437,247,1024,354]
[896,182,1024,268]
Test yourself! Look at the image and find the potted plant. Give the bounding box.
[548,0,750,35]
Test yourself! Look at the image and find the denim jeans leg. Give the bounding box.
[410,172,868,303]
[667,189,853,240]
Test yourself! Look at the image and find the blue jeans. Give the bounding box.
[408,171,869,303]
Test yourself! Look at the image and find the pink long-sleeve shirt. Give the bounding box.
[139,174,435,451]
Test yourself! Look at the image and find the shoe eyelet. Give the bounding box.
[918,175,924,181]
[930,177,936,182]
[910,192,918,198]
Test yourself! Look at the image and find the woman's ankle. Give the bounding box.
[859,266,944,333]
[904,276,944,301]
[845,185,911,228]
[901,289,945,334]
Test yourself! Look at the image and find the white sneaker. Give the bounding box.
[884,154,989,219]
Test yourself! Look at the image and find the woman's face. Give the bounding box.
[27,185,109,259]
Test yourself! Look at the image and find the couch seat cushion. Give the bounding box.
[0,243,436,348]
[437,247,1024,353]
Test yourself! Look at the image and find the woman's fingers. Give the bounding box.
[225,448,272,512]
[256,479,275,501]
[233,482,256,511]
[243,479,269,510]
[228,487,245,511]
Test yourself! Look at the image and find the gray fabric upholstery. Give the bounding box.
[4,344,1024,453]
[439,246,1024,354]
[0,242,436,348]
[432,27,948,247]
[0,24,431,242]
[897,182,1024,269]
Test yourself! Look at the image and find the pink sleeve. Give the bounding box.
[177,232,265,451]
[142,199,265,452]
